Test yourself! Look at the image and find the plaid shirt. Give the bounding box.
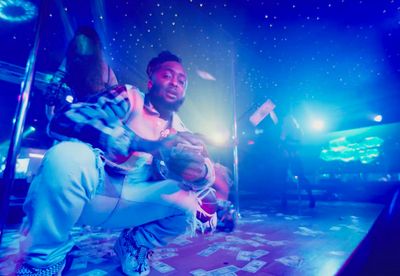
[48,84,134,152]
[48,83,215,190]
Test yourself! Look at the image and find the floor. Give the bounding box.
[0,199,383,276]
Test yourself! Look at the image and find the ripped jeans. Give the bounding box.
[19,141,198,267]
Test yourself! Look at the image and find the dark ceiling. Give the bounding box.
[1,0,400,148]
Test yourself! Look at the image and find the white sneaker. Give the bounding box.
[16,259,66,276]
[114,229,151,276]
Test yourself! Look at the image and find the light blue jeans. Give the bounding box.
[19,141,197,267]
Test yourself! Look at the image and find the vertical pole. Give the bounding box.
[0,0,47,244]
[231,49,240,216]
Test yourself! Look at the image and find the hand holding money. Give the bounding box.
[156,132,209,184]
[164,142,208,183]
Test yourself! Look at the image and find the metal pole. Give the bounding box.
[0,0,47,244]
[231,49,240,217]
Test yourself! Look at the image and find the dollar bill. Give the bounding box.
[190,268,208,276]
[237,250,253,261]
[264,239,288,247]
[208,265,240,275]
[152,252,178,260]
[251,236,269,243]
[198,246,220,257]
[328,251,346,256]
[275,255,304,268]
[151,261,175,273]
[251,249,270,258]
[294,227,324,237]
[246,240,263,247]
[154,247,178,253]
[171,237,193,246]
[241,260,267,273]
[329,226,342,231]
[244,232,266,237]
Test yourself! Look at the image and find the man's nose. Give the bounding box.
[170,76,178,87]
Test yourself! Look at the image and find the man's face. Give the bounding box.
[148,61,187,111]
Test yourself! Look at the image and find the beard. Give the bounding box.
[147,86,185,112]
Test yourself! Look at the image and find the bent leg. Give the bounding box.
[19,141,103,267]
[79,177,198,248]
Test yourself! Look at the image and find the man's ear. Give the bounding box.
[147,80,153,91]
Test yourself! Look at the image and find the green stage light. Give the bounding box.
[320,136,383,164]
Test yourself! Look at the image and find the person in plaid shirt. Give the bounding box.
[17,51,215,276]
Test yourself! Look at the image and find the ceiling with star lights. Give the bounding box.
[1,0,400,147]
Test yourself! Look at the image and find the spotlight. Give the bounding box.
[65,95,74,103]
[209,130,230,146]
[311,119,324,131]
[373,114,382,123]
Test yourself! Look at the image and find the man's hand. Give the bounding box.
[157,132,209,183]
[159,132,209,157]
[167,143,207,182]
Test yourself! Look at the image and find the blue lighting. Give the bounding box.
[0,0,37,23]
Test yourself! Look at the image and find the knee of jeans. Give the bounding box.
[41,141,100,194]
[45,141,96,167]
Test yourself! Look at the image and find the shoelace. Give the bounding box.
[124,229,152,273]
[135,247,149,273]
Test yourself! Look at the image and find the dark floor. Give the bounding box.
[0,199,383,276]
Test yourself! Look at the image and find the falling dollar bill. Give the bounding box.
[249,99,276,126]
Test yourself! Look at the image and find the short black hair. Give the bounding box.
[146,51,182,78]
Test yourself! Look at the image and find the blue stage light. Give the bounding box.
[0,0,37,23]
